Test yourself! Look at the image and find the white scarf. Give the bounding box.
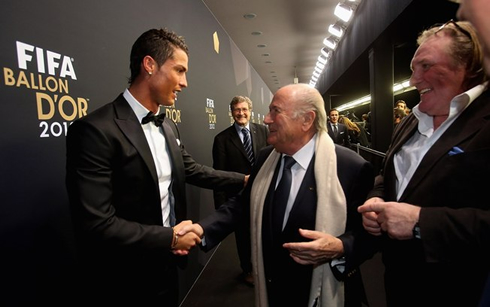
[250,131,346,307]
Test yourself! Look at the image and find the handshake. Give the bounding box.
[171,220,204,255]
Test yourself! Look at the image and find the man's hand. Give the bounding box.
[171,221,202,256]
[358,197,384,236]
[171,223,204,256]
[282,229,344,265]
[358,200,421,240]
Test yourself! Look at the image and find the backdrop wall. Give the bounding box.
[0,0,272,304]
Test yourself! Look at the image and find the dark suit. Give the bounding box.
[66,94,244,305]
[200,143,375,306]
[368,89,490,307]
[328,122,349,147]
[212,122,268,274]
[212,123,269,206]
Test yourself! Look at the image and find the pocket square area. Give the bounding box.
[448,146,464,156]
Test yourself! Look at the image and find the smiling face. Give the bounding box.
[409,34,467,117]
[148,48,188,107]
[232,101,251,127]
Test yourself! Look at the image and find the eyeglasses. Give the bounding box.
[435,19,472,40]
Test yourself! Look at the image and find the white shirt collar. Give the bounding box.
[412,83,486,137]
[235,122,251,133]
[285,133,316,171]
[123,89,163,124]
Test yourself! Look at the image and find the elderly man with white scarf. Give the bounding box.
[179,83,377,307]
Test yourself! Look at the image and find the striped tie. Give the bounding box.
[242,128,254,164]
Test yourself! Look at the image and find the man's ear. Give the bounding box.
[302,111,316,131]
[142,55,155,75]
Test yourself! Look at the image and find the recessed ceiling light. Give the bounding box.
[243,13,257,19]
[265,61,272,64]
[257,44,267,48]
[261,53,270,57]
[251,31,262,36]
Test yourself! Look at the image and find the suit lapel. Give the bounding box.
[112,96,159,182]
[161,118,184,184]
[250,123,259,155]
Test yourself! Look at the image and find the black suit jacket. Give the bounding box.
[328,122,350,147]
[199,142,376,306]
[66,94,244,304]
[212,122,269,208]
[368,89,490,307]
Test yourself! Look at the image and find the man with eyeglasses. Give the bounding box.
[357,20,490,306]
[212,95,269,286]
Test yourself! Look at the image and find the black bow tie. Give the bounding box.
[141,111,165,127]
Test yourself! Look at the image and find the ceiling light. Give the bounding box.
[334,3,354,22]
[318,55,328,65]
[323,37,338,50]
[336,78,416,112]
[257,44,267,48]
[320,47,332,59]
[243,13,257,19]
[251,31,262,36]
[328,24,344,38]
[316,62,326,70]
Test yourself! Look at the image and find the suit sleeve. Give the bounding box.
[334,151,381,279]
[167,120,245,189]
[420,207,490,262]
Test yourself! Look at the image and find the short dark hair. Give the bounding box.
[129,28,189,84]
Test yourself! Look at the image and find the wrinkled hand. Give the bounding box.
[171,221,202,256]
[282,229,344,265]
[358,200,421,240]
[358,197,384,236]
[171,223,204,256]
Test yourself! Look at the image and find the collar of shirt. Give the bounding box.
[123,89,164,123]
[412,83,486,138]
[234,122,250,132]
[285,133,316,171]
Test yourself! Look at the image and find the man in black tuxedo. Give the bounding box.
[327,108,350,147]
[358,21,490,306]
[212,95,269,285]
[179,83,377,307]
[66,28,246,306]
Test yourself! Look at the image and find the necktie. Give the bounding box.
[333,124,338,136]
[272,156,296,233]
[142,111,165,127]
[242,128,254,164]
